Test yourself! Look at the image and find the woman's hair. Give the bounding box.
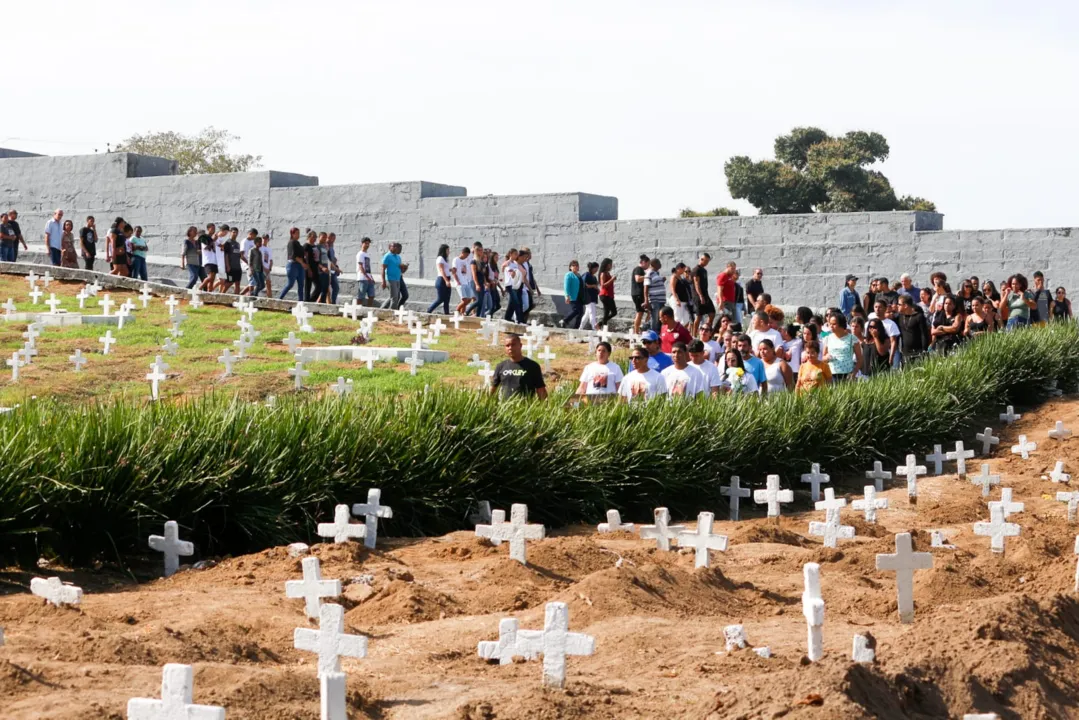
[757,338,775,352]
[724,349,744,371]
[785,323,799,339]
[828,311,848,330]
[1056,286,1067,295]
[437,244,449,259]
[187,225,198,237]
[983,280,998,296]
[805,339,821,354]
[765,305,785,325]
[1010,273,1029,292]
[943,294,959,314]
[587,261,599,272]
[599,258,613,274]
[802,323,819,341]
[850,316,866,335]
[795,306,813,324]
[306,231,317,241]
[930,271,948,286]
[920,287,932,301]
[867,318,886,339]
[62,219,73,231]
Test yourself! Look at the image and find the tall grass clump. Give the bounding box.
[1,322,1076,563]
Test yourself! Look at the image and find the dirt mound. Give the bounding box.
[350,579,463,626]
[728,522,813,547]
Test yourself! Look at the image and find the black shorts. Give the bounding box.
[228,270,242,283]
[205,263,219,274]
[695,297,716,316]
[632,296,645,313]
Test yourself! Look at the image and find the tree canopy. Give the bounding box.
[115,127,261,175]
[724,127,936,214]
[679,207,740,218]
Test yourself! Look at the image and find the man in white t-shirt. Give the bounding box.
[748,310,783,351]
[576,341,624,397]
[688,340,722,397]
[259,234,273,298]
[700,324,723,363]
[355,237,376,306]
[619,347,667,402]
[453,247,473,315]
[660,342,707,398]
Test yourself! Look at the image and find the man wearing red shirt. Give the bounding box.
[658,306,693,353]
[715,260,738,319]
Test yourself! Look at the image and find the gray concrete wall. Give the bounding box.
[1,147,1073,309]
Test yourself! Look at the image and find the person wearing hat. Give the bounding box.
[634,329,673,372]
[839,274,861,319]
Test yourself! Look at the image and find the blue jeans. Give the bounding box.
[317,272,331,302]
[186,264,205,289]
[427,276,451,314]
[279,261,306,301]
[330,273,340,304]
[252,271,266,296]
[0,244,13,262]
[486,287,500,315]
[467,286,487,317]
[131,255,148,280]
[1007,315,1029,330]
[505,287,524,323]
[357,278,376,301]
[49,247,62,266]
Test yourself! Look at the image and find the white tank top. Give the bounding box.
[763,359,787,393]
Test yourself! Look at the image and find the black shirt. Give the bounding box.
[6,220,21,242]
[0,221,16,247]
[492,357,546,399]
[225,240,242,271]
[80,227,97,257]
[745,278,763,302]
[897,309,930,354]
[631,267,646,298]
[303,243,318,272]
[691,265,709,301]
[583,272,599,304]
[287,238,304,262]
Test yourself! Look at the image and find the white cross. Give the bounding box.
[478,617,542,665]
[86,280,101,296]
[45,293,62,314]
[864,461,892,492]
[930,530,956,549]
[876,532,933,624]
[476,362,494,388]
[676,511,728,568]
[998,487,1024,518]
[363,310,380,327]
[69,349,87,372]
[721,475,752,521]
[357,318,374,340]
[137,285,153,308]
[357,349,377,371]
[294,602,368,677]
[164,294,180,316]
[30,576,83,607]
[852,485,889,523]
[814,487,847,521]
[976,427,999,456]
[852,634,875,664]
[482,601,593,689]
[1011,435,1037,459]
[808,509,854,548]
[283,331,302,356]
[74,288,88,308]
[338,299,361,321]
[405,348,424,376]
[232,336,252,358]
[597,325,613,344]
[896,454,927,501]
[24,321,42,344]
[351,488,394,550]
[999,405,1021,423]
[116,304,132,330]
[330,377,353,397]
[429,318,447,337]
[162,337,179,356]
[969,463,1001,497]
[537,345,557,372]
[450,311,463,330]
[26,270,38,286]
[800,463,830,502]
[232,297,249,312]
[28,285,42,305]
[946,441,975,477]
[316,504,366,544]
[466,353,485,368]
[285,556,341,619]
[597,509,634,533]
[480,509,507,545]
[475,503,545,564]
[146,355,170,400]
[242,326,261,343]
[487,321,500,347]
[98,330,116,354]
[973,502,1020,554]
[639,507,687,551]
[18,342,36,365]
[289,361,310,390]
[1056,490,1079,523]
[169,313,187,337]
[1050,460,1072,483]
[217,348,235,377]
[188,288,203,309]
[126,663,225,720]
[522,334,536,359]
[237,317,253,334]
[41,271,52,287]
[754,474,794,518]
[6,352,22,382]
[2,298,16,315]
[802,562,824,662]
[410,322,428,349]
[243,304,258,322]
[1049,421,1073,441]
[926,444,946,475]
[393,306,410,324]
[147,520,193,577]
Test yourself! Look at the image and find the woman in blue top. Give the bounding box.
[822,311,861,381]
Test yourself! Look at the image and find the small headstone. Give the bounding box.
[865,462,892,492]
[597,509,634,533]
[1049,421,1073,441]
[330,377,354,397]
[69,349,87,372]
[676,511,729,568]
[851,634,875,663]
[930,530,956,549]
[970,464,1001,498]
[800,463,830,502]
[164,294,180,316]
[973,502,1020,554]
[976,427,999,456]
[721,476,752,521]
[475,503,544,564]
[1056,490,1079,523]
[351,488,393,550]
[294,602,368,676]
[287,542,310,558]
[852,485,889,523]
[1011,435,1037,460]
[98,330,116,355]
[896,454,927,502]
[316,504,366,544]
[802,562,824,662]
[639,507,687,551]
[148,520,194,577]
[876,532,933,623]
[753,475,794,518]
[947,441,975,478]
[126,663,225,720]
[286,556,342,619]
[30,576,83,607]
[926,444,946,475]
[724,624,747,652]
[1049,460,1072,483]
[999,406,1021,423]
[289,361,310,390]
[753,647,771,659]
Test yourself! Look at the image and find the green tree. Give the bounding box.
[115,127,261,175]
[679,207,740,218]
[724,127,935,214]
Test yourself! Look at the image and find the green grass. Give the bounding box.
[0,320,1075,565]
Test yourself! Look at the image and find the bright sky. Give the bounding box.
[6,0,1077,229]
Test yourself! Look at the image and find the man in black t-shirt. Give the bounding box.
[79,216,97,271]
[4,209,26,262]
[491,334,547,400]
[690,253,713,335]
[745,267,764,309]
[630,254,649,335]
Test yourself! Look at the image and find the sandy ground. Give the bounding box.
[4,399,1079,718]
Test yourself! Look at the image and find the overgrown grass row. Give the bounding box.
[3,323,1077,564]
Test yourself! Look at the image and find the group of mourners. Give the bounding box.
[1,209,153,279]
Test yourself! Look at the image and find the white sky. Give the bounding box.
[5,0,1077,229]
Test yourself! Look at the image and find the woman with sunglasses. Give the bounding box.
[618,347,667,402]
[1052,287,1072,321]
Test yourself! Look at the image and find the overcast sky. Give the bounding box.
[5,0,1077,229]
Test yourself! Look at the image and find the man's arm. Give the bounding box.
[381,263,388,288]
[693,272,705,301]
[536,386,548,400]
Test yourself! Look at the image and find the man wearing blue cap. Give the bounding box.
[632,330,673,373]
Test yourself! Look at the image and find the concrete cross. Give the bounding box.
[754,474,794,518]
[292,301,314,328]
[338,300,362,321]
[393,306,409,324]
[597,509,634,533]
[74,288,88,308]
[802,562,824,662]
[405,348,424,376]
[86,281,101,296]
[316,504,366,544]
[3,298,17,315]
[476,362,494,388]
[285,556,341,619]
[721,475,752,521]
[852,634,875,664]
[446,311,462,330]
[41,271,52,287]
[358,349,377,371]
[243,304,258,321]
[973,502,1020,554]
[121,298,137,314]
[1011,435,1036,459]
[363,310,380,327]
[98,330,116,355]
[69,349,87,372]
[139,284,153,308]
[639,507,687,551]
[410,322,428,349]
[808,509,854,548]
[45,293,62,314]
[478,617,542,665]
[236,317,253,334]
[1049,421,1073,441]
[26,270,38,286]
[969,463,1001,497]
[999,405,1021,423]
[800,463,830,502]
[724,624,748,651]
[976,427,1000,456]
[330,377,353,397]
[217,348,235,378]
[876,532,933,624]
[1050,460,1071,483]
[476,503,545,564]
[597,325,614,344]
[148,520,193,577]
[23,322,42,345]
[30,576,83,607]
[6,352,22,382]
[947,441,975,478]
[242,326,261,343]
[231,297,249,312]
[998,487,1024,518]
[466,353,484,368]
[1056,490,1079,523]
[162,337,179,356]
[18,342,36,365]
[146,356,170,400]
[188,287,203,308]
[351,488,394,550]
[481,509,507,545]
[429,318,447,337]
[289,361,310,390]
[537,345,557,372]
[28,285,43,305]
[320,672,347,720]
[126,663,225,720]
[926,444,946,475]
[676,511,729,568]
[930,530,956,549]
[232,336,252,359]
[169,313,187,337]
[357,318,374,340]
[814,487,847,522]
[164,295,180,316]
[896,454,927,501]
[283,331,302,356]
[865,461,892,492]
[116,304,131,330]
[534,602,595,689]
[852,485,889,523]
[294,602,368,676]
[522,334,536,359]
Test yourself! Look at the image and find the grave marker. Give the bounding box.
[126,663,225,720]
[45,293,61,314]
[999,406,1021,423]
[852,634,875,664]
[537,345,557,372]
[800,463,830,502]
[930,530,957,549]
[87,280,101,296]
[393,306,409,324]
[25,271,38,287]
[973,502,1020,554]
[330,377,353,397]
[976,427,999,455]
[1056,490,1079,523]
[896,454,927,502]
[676,511,729,568]
[41,271,52,287]
[6,351,21,382]
[74,288,88,308]
[999,487,1024,518]
[217,348,235,378]
[139,284,153,308]
[480,602,593,689]
[475,503,544,564]
[289,361,310,390]
[876,532,933,623]
[351,488,393,550]
[316,504,366,544]
[639,507,687,551]
[926,444,946,475]
[970,464,1001,498]
[3,298,17,315]
[294,602,368,676]
[802,562,824,661]
[865,462,892,492]
[164,295,180,316]
[476,362,494,388]
[28,286,42,305]
[721,475,752,521]
[429,318,447,337]
[753,475,794,518]
[98,330,116,354]
[404,348,424,375]
[947,441,975,478]
[321,672,347,720]
[597,509,634,533]
[450,311,463,330]
[18,342,36,365]
[188,288,203,309]
[283,331,302,356]
[1011,435,1037,459]
[146,356,170,401]
[116,304,132,330]
[357,349,377,371]
[809,495,854,548]
[243,304,258,322]
[69,349,87,372]
[148,521,193,577]
[1049,421,1073,441]
[483,509,507,545]
[1049,460,1071,483]
[724,625,748,651]
[285,556,342,619]
[852,486,889,523]
[30,576,83,607]
[478,617,541,665]
[162,337,179,356]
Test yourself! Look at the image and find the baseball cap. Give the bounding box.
[641,330,660,342]
[845,274,858,283]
